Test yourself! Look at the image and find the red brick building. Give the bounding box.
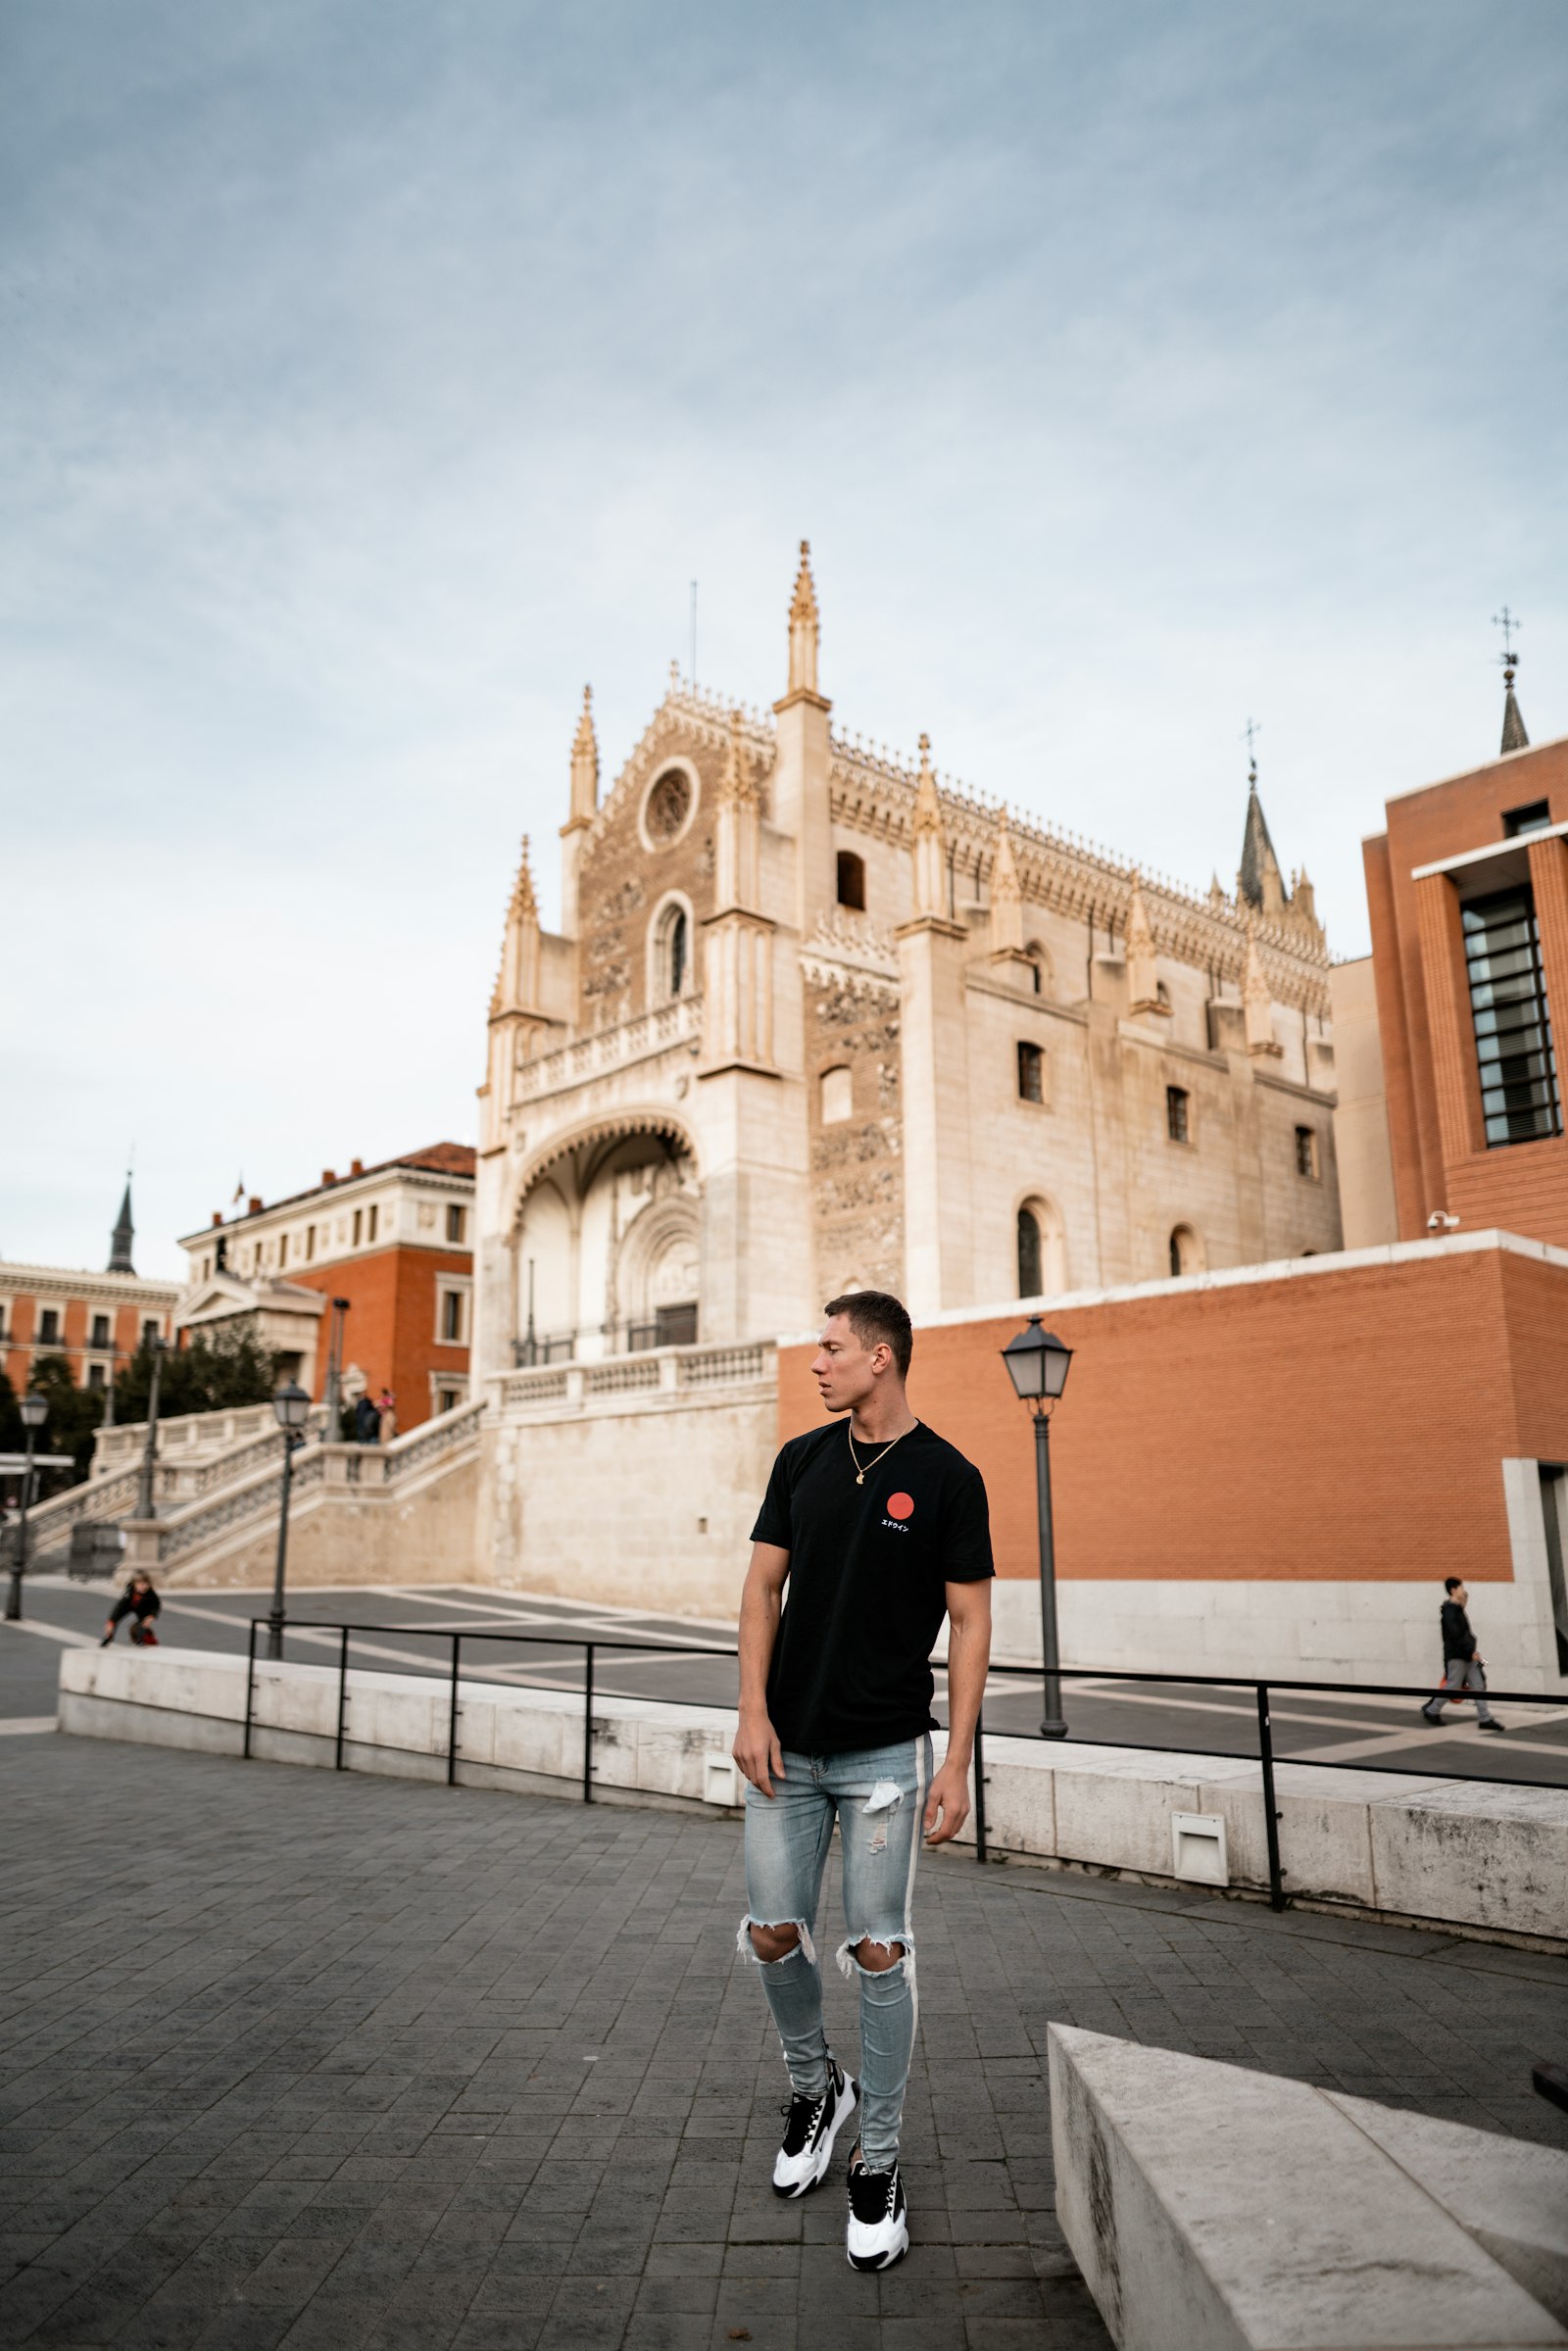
[176,1146,475,1430]
[1362,723,1568,1247]
[0,1185,178,1400]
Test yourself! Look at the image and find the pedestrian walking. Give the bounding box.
[353,1391,381,1445]
[376,1389,397,1443]
[101,1571,161,1647]
[731,1290,993,2273]
[1420,1577,1505,1733]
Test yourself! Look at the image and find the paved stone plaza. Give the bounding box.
[3,1733,1565,2351]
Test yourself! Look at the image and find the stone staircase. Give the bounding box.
[26,1400,482,1587]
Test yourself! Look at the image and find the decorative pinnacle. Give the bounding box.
[790,540,818,625]
[913,734,945,840]
[512,833,538,917]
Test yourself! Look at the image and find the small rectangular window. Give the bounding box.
[440,1290,465,1344]
[90,1313,110,1347]
[87,1361,107,1391]
[353,1208,363,1247]
[1017,1042,1045,1104]
[306,1224,316,1261]
[141,1317,159,1345]
[1502,801,1551,839]
[1295,1125,1320,1179]
[278,1232,288,1268]
[1166,1086,1190,1144]
[368,1203,378,1244]
[446,1203,466,1245]
[38,1307,60,1345]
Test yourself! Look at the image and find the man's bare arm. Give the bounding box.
[923,1577,993,1844]
[733,1541,790,1797]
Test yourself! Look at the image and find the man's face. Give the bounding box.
[1451,1582,1469,1608]
[809,1314,883,1415]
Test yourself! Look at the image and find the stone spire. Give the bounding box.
[988,812,1024,955]
[108,1178,135,1275]
[566,686,599,829]
[785,540,821,701]
[1125,876,1167,1015]
[1495,609,1529,753]
[1237,754,1287,919]
[1243,921,1282,1056]
[911,734,949,920]
[492,835,541,1014]
[714,710,761,910]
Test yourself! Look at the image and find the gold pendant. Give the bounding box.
[856,1473,863,1485]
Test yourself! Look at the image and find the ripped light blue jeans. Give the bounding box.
[739,1735,930,2169]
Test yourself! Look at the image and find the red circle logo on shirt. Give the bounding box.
[886,1491,914,1521]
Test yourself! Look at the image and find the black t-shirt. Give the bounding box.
[751,1419,995,1754]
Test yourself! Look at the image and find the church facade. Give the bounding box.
[472,548,1342,1609]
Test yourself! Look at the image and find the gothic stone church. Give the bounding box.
[472,547,1340,1604]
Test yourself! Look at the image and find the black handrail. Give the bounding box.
[237,1619,1565,1912]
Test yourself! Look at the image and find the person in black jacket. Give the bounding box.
[102,1572,161,1647]
[1420,1578,1503,1732]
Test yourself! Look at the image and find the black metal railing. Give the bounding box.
[239,1619,1564,1914]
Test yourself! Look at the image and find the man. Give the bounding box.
[101,1571,161,1647]
[732,1290,993,2272]
[1420,1577,1504,1733]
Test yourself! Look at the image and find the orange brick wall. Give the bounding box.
[3,1295,168,1395]
[1365,737,1568,1245]
[286,1249,470,1428]
[777,1247,1568,1589]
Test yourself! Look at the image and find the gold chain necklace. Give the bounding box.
[847,1417,918,1487]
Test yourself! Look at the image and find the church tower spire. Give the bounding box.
[783,541,823,704]
[911,736,950,921]
[567,685,599,824]
[108,1177,135,1274]
[492,836,542,1016]
[988,811,1024,956]
[1494,607,1529,753]
[560,686,598,939]
[1236,725,1287,920]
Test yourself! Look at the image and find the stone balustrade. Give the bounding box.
[494,1340,772,1415]
[513,993,703,1102]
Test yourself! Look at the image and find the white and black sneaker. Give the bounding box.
[772,2057,858,2198]
[846,2150,909,2270]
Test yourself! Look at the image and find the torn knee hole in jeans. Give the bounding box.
[862,1779,904,1853]
[737,1914,815,1967]
[836,1933,915,1984]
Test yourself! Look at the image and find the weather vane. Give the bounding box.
[1493,606,1522,675]
[1241,716,1262,783]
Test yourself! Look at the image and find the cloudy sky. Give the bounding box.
[3,1,1564,1277]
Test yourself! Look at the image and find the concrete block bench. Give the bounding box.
[1049,2023,1568,2349]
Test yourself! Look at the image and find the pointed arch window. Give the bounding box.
[652,900,692,1004]
[1017,1206,1042,1297]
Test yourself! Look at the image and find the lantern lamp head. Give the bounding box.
[1001,1316,1073,1406]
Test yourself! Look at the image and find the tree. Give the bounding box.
[26,1356,105,1491]
[112,1322,283,1424]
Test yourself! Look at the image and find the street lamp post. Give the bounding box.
[267,1381,313,1661]
[135,1337,169,1521]
[1001,1315,1074,1739]
[4,1393,49,1623]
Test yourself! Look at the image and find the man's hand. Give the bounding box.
[733,1706,785,1798]
[923,1756,971,1844]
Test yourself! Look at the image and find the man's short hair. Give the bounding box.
[1444,1576,1463,1594]
[822,1290,913,1380]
